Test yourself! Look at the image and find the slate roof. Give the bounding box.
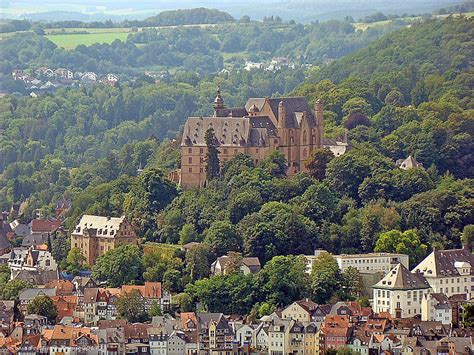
[294,299,318,313]
[21,234,48,247]
[9,221,30,237]
[413,248,474,277]
[0,219,12,251]
[373,263,430,290]
[182,96,316,148]
[197,313,232,333]
[245,97,317,128]
[212,254,261,274]
[14,269,59,286]
[19,288,56,301]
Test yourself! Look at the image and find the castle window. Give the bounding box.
[188,167,192,173]
[303,149,307,157]
[200,148,204,154]
[188,148,192,153]
[223,148,228,154]
[188,157,192,164]
[290,137,294,144]
[274,139,278,144]
[303,131,307,144]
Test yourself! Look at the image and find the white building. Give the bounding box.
[372,263,431,319]
[210,254,261,275]
[421,293,453,325]
[305,250,409,275]
[323,136,350,157]
[412,246,473,298]
[54,68,74,79]
[268,319,293,355]
[396,155,423,170]
[244,61,263,71]
[8,246,58,277]
[167,331,186,354]
[234,323,255,348]
[255,323,269,351]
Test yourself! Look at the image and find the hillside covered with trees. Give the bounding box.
[0,17,404,92]
[0,15,472,315]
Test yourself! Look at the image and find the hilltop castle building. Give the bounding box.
[179,90,347,188]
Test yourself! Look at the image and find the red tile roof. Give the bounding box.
[31,219,61,233]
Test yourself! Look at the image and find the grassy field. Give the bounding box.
[45,32,130,49]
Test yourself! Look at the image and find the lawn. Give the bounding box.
[45,32,130,49]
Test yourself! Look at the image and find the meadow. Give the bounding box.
[45,31,130,49]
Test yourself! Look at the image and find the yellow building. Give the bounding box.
[71,215,138,265]
[303,323,319,355]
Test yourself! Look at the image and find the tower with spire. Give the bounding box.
[213,85,226,117]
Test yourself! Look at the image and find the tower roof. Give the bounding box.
[213,86,225,111]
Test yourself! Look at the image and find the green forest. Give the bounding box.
[0,16,473,312]
[0,16,404,91]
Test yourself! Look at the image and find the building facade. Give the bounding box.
[180,90,327,188]
[373,264,431,319]
[305,250,409,275]
[71,215,138,265]
[412,246,474,298]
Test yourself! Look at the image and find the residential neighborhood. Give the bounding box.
[0,209,473,354]
[0,4,473,355]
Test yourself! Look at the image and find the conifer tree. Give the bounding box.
[205,128,220,181]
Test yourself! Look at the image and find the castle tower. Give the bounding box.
[314,99,324,148]
[277,100,286,128]
[213,85,226,117]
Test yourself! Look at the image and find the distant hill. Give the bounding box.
[313,16,473,85]
[22,11,149,22]
[144,8,235,26]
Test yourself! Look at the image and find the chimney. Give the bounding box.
[277,100,286,128]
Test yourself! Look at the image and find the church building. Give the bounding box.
[180,89,342,188]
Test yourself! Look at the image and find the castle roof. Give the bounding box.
[182,96,317,148]
[182,115,277,148]
[246,96,316,128]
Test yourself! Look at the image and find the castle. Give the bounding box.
[179,89,348,188]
